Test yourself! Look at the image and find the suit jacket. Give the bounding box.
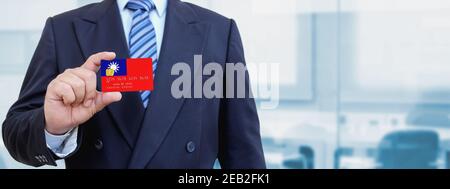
[2,0,265,169]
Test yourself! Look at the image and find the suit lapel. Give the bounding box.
[128,0,211,168]
[73,0,145,149]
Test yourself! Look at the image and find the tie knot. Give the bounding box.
[126,0,155,12]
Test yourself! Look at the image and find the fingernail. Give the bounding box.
[84,99,93,107]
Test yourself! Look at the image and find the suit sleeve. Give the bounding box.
[218,19,266,169]
[2,18,61,167]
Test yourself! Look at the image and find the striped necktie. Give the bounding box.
[126,0,158,108]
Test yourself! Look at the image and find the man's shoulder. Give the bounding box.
[181,1,231,24]
[49,0,233,27]
[51,2,101,22]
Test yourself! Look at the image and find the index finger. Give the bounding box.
[82,52,116,72]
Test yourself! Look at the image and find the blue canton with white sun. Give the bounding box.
[100,59,127,76]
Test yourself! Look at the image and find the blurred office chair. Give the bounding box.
[283,146,315,169]
[446,151,450,169]
[376,130,439,169]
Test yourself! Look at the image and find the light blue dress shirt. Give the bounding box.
[45,0,167,158]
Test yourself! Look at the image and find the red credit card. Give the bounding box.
[100,58,154,92]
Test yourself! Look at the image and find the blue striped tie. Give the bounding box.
[126,0,158,108]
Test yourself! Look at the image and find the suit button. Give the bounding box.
[95,139,103,150]
[186,141,195,153]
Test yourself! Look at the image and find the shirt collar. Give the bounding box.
[117,0,168,17]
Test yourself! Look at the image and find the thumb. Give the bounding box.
[94,91,122,112]
[82,52,116,72]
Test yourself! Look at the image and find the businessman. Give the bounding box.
[2,0,265,169]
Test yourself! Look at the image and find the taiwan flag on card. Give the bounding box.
[100,58,154,92]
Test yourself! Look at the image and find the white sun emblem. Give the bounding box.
[107,62,120,73]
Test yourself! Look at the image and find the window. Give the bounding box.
[338,0,450,169]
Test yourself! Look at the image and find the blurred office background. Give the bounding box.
[1,0,450,169]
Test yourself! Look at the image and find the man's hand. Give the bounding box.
[44,52,122,135]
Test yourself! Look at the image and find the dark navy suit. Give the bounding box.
[2,0,265,169]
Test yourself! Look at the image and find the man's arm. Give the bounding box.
[2,18,60,166]
[218,19,266,169]
[2,17,119,167]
